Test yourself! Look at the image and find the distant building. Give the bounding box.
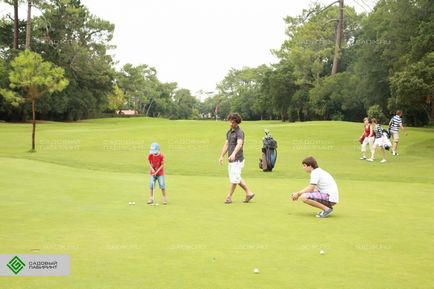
[116,109,137,115]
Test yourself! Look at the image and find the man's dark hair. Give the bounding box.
[396,110,402,116]
[302,156,318,169]
[227,113,242,124]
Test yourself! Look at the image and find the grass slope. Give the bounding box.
[0,118,433,289]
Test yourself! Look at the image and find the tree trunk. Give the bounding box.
[281,110,288,122]
[13,0,19,49]
[145,99,154,117]
[429,95,434,124]
[25,0,32,49]
[331,0,344,75]
[32,96,36,151]
[299,108,304,122]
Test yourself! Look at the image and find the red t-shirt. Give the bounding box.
[148,153,165,176]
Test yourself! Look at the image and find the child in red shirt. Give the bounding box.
[147,143,167,205]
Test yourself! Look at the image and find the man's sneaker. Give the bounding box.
[147,199,154,205]
[360,156,367,160]
[367,158,374,162]
[380,159,387,163]
[316,208,333,218]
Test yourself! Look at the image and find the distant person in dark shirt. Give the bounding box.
[219,113,255,204]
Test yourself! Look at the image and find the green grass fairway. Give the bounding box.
[1,118,433,289]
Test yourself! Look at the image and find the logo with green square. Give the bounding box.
[7,256,26,275]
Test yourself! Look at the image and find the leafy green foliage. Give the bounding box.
[389,52,434,125]
[367,104,386,124]
[0,0,432,125]
[1,49,68,150]
[106,84,125,112]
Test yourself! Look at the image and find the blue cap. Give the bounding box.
[149,143,160,154]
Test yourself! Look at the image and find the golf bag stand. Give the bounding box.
[259,129,277,172]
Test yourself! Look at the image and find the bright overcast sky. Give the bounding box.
[81,0,313,93]
[1,0,374,94]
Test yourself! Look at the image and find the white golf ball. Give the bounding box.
[253,268,259,273]
[320,250,325,255]
[155,203,159,206]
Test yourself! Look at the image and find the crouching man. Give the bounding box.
[291,156,339,218]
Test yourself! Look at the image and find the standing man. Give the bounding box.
[291,156,339,218]
[389,110,407,156]
[219,113,255,204]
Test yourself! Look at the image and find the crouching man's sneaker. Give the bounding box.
[316,208,333,218]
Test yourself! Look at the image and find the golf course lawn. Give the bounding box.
[1,118,433,289]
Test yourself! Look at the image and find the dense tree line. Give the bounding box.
[0,0,199,121]
[1,0,433,125]
[205,0,433,125]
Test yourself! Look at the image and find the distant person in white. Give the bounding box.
[389,110,407,156]
[291,156,339,218]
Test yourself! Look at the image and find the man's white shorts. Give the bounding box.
[228,160,245,184]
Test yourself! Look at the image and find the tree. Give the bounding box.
[13,0,19,49]
[4,0,20,49]
[0,50,68,150]
[25,0,32,49]
[389,53,434,125]
[170,88,197,119]
[216,66,271,120]
[30,0,115,120]
[276,4,359,86]
[261,61,297,121]
[367,104,386,124]
[106,84,125,112]
[331,0,344,75]
[309,72,364,121]
[116,63,159,114]
[350,0,434,125]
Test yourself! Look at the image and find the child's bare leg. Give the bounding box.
[161,189,167,204]
[148,189,154,204]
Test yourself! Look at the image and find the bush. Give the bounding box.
[367,105,387,124]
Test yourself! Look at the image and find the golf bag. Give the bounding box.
[381,129,392,150]
[375,124,392,150]
[259,129,277,172]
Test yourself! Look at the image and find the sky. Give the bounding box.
[1,0,375,95]
[80,0,313,94]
